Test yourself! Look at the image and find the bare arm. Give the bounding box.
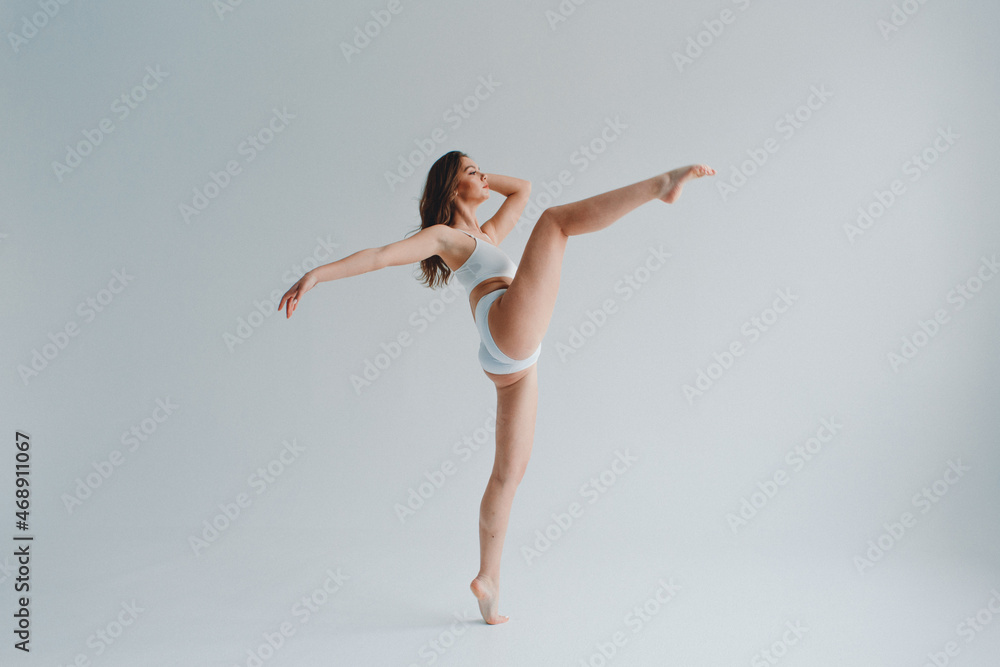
[279,226,445,318]
[481,173,531,244]
[308,247,380,284]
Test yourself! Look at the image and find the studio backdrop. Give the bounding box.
[2,0,998,665]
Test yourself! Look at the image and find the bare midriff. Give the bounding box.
[467,278,511,318]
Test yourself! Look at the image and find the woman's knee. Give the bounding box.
[485,365,532,388]
[491,463,528,488]
[537,207,569,236]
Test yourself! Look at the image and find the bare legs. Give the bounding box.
[470,164,714,624]
[470,364,538,624]
[489,165,715,361]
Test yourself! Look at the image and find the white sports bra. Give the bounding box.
[451,228,517,291]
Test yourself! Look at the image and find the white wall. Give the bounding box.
[2,0,998,664]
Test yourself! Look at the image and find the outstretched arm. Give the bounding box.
[481,173,531,245]
[279,226,446,318]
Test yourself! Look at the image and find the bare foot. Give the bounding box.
[470,575,509,624]
[657,164,716,203]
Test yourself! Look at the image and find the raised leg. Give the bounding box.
[470,364,538,624]
[489,165,715,360]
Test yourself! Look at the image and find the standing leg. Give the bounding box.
[470,364,539,624]
[490,165,715,361]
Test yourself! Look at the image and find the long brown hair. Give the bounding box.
[409,150,468,289]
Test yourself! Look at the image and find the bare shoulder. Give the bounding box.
[377,224,451,268]
[411,224,451,247]
[433,224,475,267]
[421,223,454,250]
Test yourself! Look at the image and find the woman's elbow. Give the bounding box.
[370,247,390,271]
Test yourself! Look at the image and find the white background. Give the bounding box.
[2,0,998,665]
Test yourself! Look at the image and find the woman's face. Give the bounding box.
[455,156,489,203]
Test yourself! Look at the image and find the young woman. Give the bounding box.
[279,151,715,624]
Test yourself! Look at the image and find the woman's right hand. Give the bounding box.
[279,272,318,319]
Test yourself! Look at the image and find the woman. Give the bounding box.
[279,151,715,624]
